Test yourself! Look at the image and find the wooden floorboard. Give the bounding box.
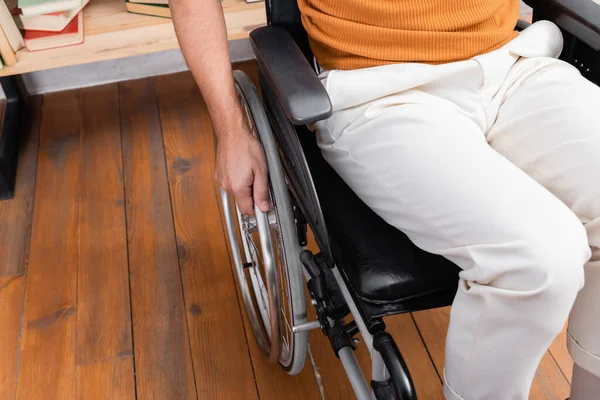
[155,72,259,399]
[550,325,573,383]
[230,284,323,400]
[119,78,197,400]
[16,90,80,400]
[386,314,445,399]
[75,83,134,397]
[76,356,135,400]
[0,96,41,400]
[532,352,571,400]
[412,307,450,374]
[0,275,26,399]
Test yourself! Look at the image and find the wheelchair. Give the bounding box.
[220,1,600,398]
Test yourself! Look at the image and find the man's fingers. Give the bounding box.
[253,165,270,213]
[234,185,254,215]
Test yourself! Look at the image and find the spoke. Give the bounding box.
[282,334,289,349]
[247,235,265,268]
[282,309,293,331]
[244,215,258,233]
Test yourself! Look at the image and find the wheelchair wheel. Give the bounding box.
[220,70,308,375]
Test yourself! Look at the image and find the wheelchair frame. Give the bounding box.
[219,1,600,399]
[223,68,416,400]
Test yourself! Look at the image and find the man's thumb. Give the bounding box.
[253,167,270,213]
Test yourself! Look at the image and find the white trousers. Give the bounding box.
[313,21,600,400]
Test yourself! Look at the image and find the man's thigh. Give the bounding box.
[315,97,583,276]
[488,57,600,230]
[488,57,600,374]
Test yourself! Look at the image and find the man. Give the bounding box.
[169,0,600,399]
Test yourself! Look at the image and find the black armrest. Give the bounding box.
[249,26,332,125]
[524,0,600,50]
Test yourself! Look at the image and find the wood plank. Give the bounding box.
[76,356,135,400]
[549,325,573,383]
[0,0,266,77]
[411,307,450,372]
[531,352,571,399]
[0,96,41,277]
[76,84,133,369]
[155,72,258,399]
[386,314,445,399]
[412,306,571,399]
[0,97,41,399]
[119,77,196,400]
[16,90,81,400]
[0,275,26,399]
[230,276,323,400]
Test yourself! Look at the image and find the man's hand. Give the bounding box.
[216,128,270,216]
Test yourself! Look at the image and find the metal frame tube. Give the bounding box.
[331,266,393,398]
[371,350,390,382]
[339,347,375,400]
[331,267,374,350]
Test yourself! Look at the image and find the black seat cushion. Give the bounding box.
[298,128,461,303]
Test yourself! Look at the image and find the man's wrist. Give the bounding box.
[211,99,250,138]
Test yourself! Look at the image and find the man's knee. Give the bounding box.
[505,214,589,313]
[530,216,588,290]
[491,215,589,338]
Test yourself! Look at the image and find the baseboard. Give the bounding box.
[19,38,255,95]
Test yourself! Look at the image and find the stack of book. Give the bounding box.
[125,0,169,18]
[0,0,87,67]
[17,0,87,51]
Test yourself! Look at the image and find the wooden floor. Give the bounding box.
[0,64,573,399]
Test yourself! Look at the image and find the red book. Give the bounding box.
[24,10,83,51]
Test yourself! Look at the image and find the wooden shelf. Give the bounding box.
[0,0,266,77]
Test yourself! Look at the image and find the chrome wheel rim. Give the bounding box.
[221,70,307,373]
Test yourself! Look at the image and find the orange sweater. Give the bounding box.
[297,0,520,71]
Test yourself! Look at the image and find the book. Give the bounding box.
[125,1,170,18]
[24,10,83,51]
[0,25,17,66]
[16,0,89,32]
[18,0,83,17]
[0,0,24,51]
